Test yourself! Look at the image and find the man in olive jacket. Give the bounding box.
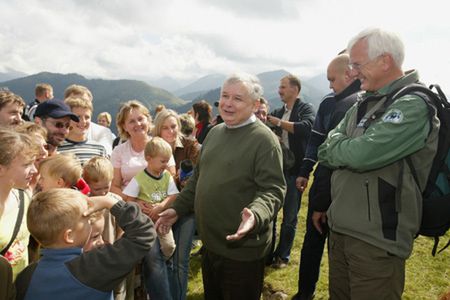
[318,28,439,300]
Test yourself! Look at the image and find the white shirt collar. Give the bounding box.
[225,114,257,129]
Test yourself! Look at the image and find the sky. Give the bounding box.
[1,0,449,91]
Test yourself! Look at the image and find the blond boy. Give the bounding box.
[123,137,178,259]
[15,189,155,300]
[83,156,120,244]
[38,154,89,194]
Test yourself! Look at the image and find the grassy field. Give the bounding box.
[186,189,450,299]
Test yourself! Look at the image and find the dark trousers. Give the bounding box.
[297,184,328,296]
[201,248,265,300]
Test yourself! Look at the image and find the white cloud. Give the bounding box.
[1,0,449,91]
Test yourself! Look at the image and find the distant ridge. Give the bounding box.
[175,73,226,98]
[1,72,186,132]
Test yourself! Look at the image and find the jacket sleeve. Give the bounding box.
[66,200,156,292]
[292,102,315,138]
[298,99,331,178]
[310,165,332,212]
[171,161,198,217]
[318,95,430,172]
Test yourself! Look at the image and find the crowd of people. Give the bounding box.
[0,27,446,300]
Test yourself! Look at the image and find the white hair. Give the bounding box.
[222,72,264,101]
[347,28,405,68]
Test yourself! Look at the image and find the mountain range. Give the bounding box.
[0,70,330,131]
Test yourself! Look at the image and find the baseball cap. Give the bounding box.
[34,99,80,122]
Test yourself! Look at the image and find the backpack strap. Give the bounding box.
[0,190,25,256]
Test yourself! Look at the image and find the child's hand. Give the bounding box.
[135,199,152,216]
[149,203,164,222]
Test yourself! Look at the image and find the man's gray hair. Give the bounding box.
[222,72,264,101]
[347,28,405,68]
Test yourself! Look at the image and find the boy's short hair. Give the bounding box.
[35,83,53,97]
[28,188,87,246]
[83,156,114,184]
[64,96,93,113]
[64,84,93,102]
[144,136,172,158]
[39,153,82,186]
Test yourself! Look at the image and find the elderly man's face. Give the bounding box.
[349,39,384,92]
[0,102,23,127]
[219,82,258,127]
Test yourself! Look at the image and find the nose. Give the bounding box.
[13,113,22,122]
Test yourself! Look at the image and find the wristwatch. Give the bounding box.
[277,120,282,127]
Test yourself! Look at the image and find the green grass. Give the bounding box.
[186,188,450,300]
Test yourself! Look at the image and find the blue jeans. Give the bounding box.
[273,173,302,262]
[143,238,172,299]
[168,214,196,300]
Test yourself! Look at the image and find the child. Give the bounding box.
[83,156,120,244]
[123,137,178,260]
[15,188,155,300]
[38,153,90,195]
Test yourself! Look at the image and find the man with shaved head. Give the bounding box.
[293,53,360,300]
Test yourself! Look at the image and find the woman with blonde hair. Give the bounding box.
[0,129,38,280]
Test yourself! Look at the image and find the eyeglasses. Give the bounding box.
[44,119,71,129]
[348,55,383,72]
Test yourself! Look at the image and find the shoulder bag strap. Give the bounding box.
[0,190,25,256]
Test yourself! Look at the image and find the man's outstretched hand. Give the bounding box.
[226,208,255,241]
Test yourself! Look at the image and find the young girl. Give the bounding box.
[0,129,38,280]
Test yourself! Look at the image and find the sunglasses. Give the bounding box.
[44,119,71,129]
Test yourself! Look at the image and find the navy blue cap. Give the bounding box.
[34,99,79,122]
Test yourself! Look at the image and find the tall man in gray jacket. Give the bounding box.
[318,28,439,299]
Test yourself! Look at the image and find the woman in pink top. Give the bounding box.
[111,101,176,199]
[111,100,153,198]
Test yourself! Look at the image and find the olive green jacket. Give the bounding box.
[318,70,439,258]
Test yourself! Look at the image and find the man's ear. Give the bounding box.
[381,53,393,72]
[63,228,75,244]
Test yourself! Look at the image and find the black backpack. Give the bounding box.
[388,83,450,255]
